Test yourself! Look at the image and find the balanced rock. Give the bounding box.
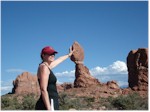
[12,72,40,95]
[70,41,84,62]
[127,48,148,91]
[70,41,100,87]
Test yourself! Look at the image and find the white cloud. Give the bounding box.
[6,69,26,73]
[1,80,13,95]
[90,66,106,75]
[1,86,13,91]
[5,69,36,75]
[90,60,127,76]
[55,70,75,77]
[108,61,128,74]
[57,80,63,84]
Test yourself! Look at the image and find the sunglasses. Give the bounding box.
[45,53,55,56]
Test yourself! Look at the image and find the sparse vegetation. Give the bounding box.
[1,92,148,110]
[21,94,38,110]
[1,94,39,110]
[59,92,95,110]
[99,92,148,110]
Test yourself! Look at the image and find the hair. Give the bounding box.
[41,53,44,62]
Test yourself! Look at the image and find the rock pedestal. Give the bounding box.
[127,48,148,91]
[70,41,100,87]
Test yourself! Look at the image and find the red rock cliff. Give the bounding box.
[127,48,148,91]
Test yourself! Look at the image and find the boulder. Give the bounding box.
[70,41,84,62]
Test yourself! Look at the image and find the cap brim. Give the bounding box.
[54,51,58,54]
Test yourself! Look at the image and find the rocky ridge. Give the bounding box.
[10,43,148,98]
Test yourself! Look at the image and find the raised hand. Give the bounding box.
[68,46,75,57]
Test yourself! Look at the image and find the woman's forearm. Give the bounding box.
[41,90,51,110]
[50,54,70,69]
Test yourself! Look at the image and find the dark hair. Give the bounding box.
[41,53,44,61]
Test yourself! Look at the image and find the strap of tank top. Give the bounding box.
[42,63,51,71]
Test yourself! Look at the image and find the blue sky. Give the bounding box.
[1,1,148,95]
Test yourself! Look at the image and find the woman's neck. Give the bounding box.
[43,61,51,66]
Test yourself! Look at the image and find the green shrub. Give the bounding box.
[1,94,38,110]
[59,93,95,110]
[1,95,21,110]
[1,96,11,108]
[102,93,148,110]
[2,92,148,110]
[21,94,37,110]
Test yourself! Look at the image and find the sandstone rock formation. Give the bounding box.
[61,83,74,90]
[56,84,64,92]
[12,72,40,95]
[106,80,120,89]
[9,47,148,99]
[70,41,84,62]
[127,48,148,91]
[12,72,65,95]
[70,41,100,87]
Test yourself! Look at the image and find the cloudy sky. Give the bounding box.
[1,1,148,95]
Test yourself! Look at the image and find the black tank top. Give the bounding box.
[38,63,58,98]
[35,63,59,110]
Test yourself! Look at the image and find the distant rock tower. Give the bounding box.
[127,48,148,91]
[12,72,40,95]
[70,41,100,88]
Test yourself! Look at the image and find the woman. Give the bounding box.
[35,46,74,110]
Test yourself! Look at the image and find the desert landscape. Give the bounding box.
[1,42,148,110]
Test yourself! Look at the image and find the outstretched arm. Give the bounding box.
[50,47,74,69]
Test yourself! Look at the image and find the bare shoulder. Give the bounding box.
[38,64,50,79]
[39,63,48,70]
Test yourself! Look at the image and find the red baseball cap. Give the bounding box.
[41,46,58,55]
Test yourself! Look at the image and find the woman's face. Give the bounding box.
[48,54,55,62]
[42,54,55,62]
